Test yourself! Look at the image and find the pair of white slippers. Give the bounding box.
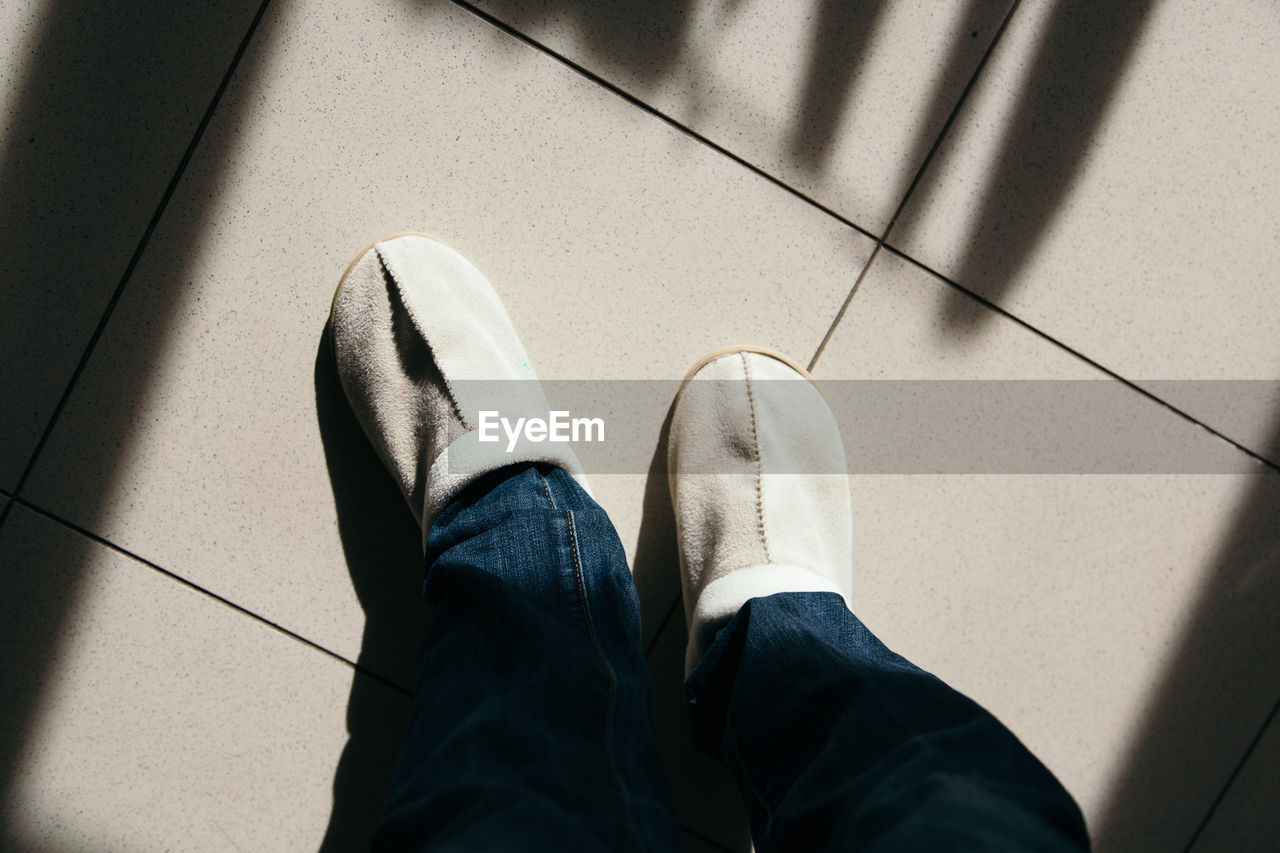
[331,234,852,672]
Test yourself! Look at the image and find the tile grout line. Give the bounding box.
[16,495,745,853]
[0,0,274,534]
[13,496,413,698]
[806,0,1025,373]
[459,15,1275,851]
[450,0,1280,476]
[883,243,1280,473]
[446,0,878,246]
[794,0,1277,471]
[806,244,882,373]
[1182,692,1280,851]
[7,10,1263,846]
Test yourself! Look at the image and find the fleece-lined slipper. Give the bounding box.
[329,234,590,546]
[668,347,853,672]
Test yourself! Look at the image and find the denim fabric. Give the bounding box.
[373,464,678,852]
[685,592,1091,852]
[375,464,1090,852]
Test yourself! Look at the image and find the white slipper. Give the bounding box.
[668,347,853,673]
[329,234,590,546]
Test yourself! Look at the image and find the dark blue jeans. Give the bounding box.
[374,465,1090,851]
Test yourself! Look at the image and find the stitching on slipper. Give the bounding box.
[740,352,773,564]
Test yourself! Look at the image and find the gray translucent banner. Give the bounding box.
[438,380,1279,474]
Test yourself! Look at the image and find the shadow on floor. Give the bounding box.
[4,0,1273,849]
[902,0,1159,336]
[0,0,253,486]
[468,0,915,177]
[473,0,1164,349]
[459,0,698,94]
[1091,420,1280,852]
[782,0,886,175]
[373,3,1278,850]
[0,0,275,839]
[313,333,430,850]
[630,402,753,852]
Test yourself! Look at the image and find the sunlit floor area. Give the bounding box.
[2,1,1278,850]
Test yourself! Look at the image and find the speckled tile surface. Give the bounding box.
[0,504,411,851]
[891,0,1280,458]
[812,248,1100,380]
[0,0,264,490]
[813,251,1280,851]
[8,0,1277,848]
[20,0,871,678]
[1187,707,1280,853]
[845,471,1280,853]
[471,0,1015,235]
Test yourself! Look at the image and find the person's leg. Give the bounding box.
[668,348,1089,852]
[374,463,676,851]
[685,591,1089,852]
[329,235,676,851]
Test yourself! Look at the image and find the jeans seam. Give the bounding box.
[537,468,556,509]
[565,509,647,853]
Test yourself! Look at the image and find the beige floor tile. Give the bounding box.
[0,504,410,851]
[891,0,1280,457]
[814,249,1255,476]
[0,0,264,489]
[814,252,1280,851]
[1188,706,1280,853]
[814,249,1100,381]
[472,0,1014,235]
[21,0,870,677]
[844,472,1280,853]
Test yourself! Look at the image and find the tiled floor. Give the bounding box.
[2,0,1277,850]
